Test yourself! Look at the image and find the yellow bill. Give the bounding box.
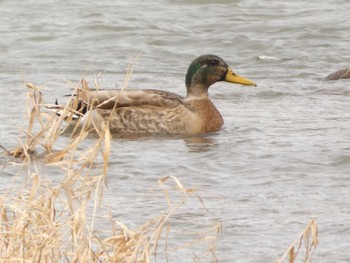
[225,68,256,86]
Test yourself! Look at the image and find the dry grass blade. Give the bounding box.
[122,52,141,90]
[102,124,111,176]
[274,219,318,263]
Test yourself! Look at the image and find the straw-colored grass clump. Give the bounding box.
[0,81,221,262]
[0,77,318,262]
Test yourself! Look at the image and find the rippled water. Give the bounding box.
[1,0,350,262]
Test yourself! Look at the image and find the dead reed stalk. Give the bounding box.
[274,219,318,263]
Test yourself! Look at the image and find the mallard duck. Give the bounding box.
[325,68,350,80]
[61,54,256,135]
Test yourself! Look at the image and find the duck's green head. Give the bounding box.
[185,54,256,97]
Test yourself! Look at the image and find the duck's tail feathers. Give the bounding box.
[45,100,89,120]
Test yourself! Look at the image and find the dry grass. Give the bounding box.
[0,80,221,262]
[275,219,318,263]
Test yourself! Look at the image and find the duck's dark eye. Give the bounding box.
[208,59,219,66]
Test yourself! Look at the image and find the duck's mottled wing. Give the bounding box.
[78,89,184,109]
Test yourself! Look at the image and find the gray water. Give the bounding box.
[1,0,350,262]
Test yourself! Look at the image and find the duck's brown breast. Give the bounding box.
[184,98,224,133]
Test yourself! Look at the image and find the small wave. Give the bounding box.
[330,155,350,167]
[255,90,294,99]
[256,55,280,61]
